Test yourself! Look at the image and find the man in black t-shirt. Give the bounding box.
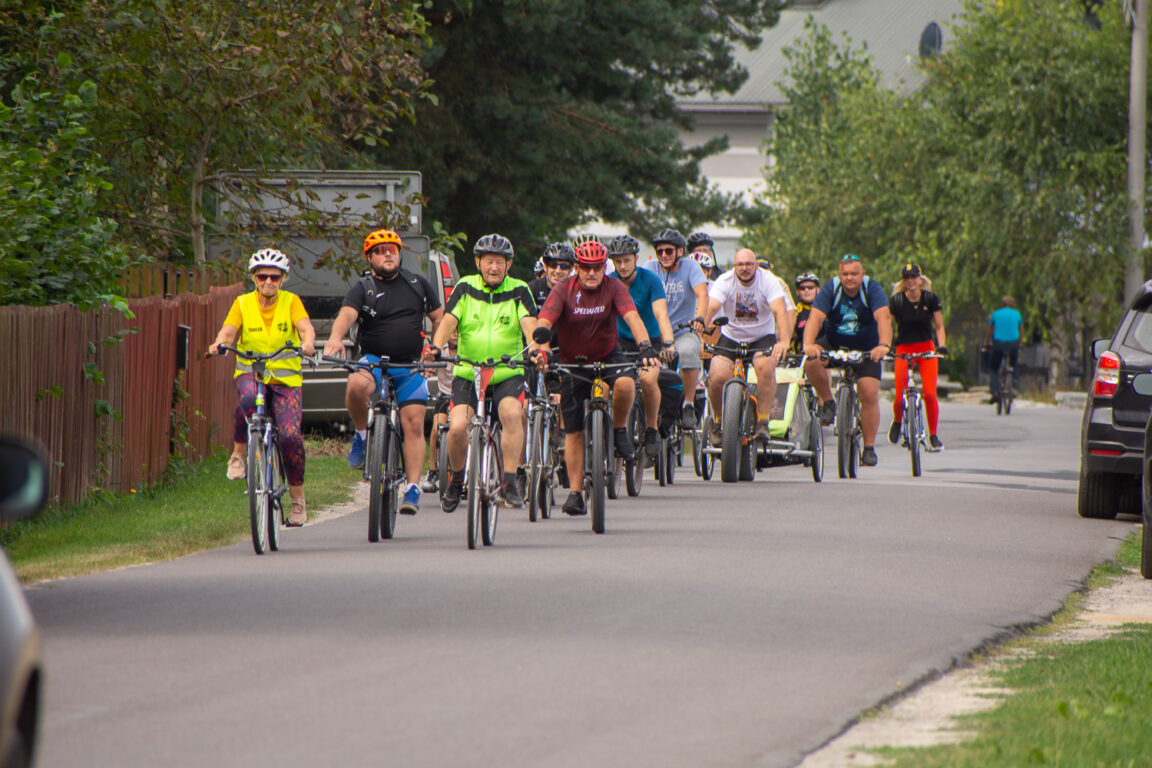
[323,229,443,514]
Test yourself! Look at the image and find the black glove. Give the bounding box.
[936,346,949,356]
[638,342,660,364]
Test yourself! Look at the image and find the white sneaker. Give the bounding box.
[288,497,306,526]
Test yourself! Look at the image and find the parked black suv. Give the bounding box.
[1078,279,1152,519]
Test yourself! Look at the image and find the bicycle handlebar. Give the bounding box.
[318,354,448,372]
[216,342,307,362]
[888,351,947,361]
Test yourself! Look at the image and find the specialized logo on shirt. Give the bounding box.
[573,306,606,316]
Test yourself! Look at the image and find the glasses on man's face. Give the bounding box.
[656,247,675,256]
[799,284,817,291]
[369,245,399,257]
[254,273,283,283]
[545,261,572,271]
[576,263,604,273]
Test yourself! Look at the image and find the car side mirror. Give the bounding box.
[1131,373,1152,396]
[0,437,48,523]
[1091,338,1109,360]
[532,327,552,344]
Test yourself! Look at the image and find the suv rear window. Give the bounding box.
[1119,304,1152,355]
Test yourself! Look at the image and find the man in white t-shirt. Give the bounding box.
[703,248,792,443]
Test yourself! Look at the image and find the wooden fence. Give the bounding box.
[0,284,245,505]
[121,262,245,298]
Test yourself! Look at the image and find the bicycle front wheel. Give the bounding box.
[482,434,500,546]
[626,404,644,497]
[738,397,755,482]
[664,435,676,485]
[268,443,285,552]
[720,383,744,483]
[247,432,268,555]
[700,414,714,481]
[848,393,860,479]
[590,410,607,534]
[906,395,921,477]
[381,427,401,539]
[835,387,851,479]
[367,420,387,543]
[466,426,482,550]
[527,409,543,522]
[809,404,823,483]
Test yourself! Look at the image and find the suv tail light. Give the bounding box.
[1093,351,1121,397]
[439,259,454,300]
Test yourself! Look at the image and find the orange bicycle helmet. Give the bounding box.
[363,229,403,254]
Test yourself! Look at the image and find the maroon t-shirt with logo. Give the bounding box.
[539,276,637,363]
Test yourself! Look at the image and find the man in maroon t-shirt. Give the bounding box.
[537,239,657,516]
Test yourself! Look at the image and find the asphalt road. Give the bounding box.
[26,400,1135,768]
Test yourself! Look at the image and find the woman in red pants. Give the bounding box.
[887,264,947,450]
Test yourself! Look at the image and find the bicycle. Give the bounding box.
[443,352,535,549]
[890,351,945,477]
[996,358,1015,416]
[217,342,305,555]
[525,366,564,521]
[824,349,866,479]
[702,333,758,484]
[549,356,637,535]
[321,354,446,543]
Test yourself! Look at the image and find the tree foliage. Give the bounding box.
[746,1,1137,382]
[0,53,137,306]
[376,0,786,272]
[2,1,432,266]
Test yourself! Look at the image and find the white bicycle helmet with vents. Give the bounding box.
[247,248,291,274]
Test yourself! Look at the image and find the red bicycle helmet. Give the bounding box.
[363,229,403,254]
[574,239,607,266]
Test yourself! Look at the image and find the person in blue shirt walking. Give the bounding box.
[608,235,676,458]
[802,254,893,467]
[983,295,1024,403]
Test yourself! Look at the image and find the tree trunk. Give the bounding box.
[191,142,209,266]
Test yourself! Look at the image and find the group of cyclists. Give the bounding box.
[208,227,958,526]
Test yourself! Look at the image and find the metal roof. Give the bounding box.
[680,0,964,111]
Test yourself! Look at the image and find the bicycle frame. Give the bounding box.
[825,349,865,479]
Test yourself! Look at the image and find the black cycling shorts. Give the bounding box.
[712,333,777,361]
[559,348,634,434]
[450,375,527,413]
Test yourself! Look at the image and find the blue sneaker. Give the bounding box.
[347,433,366,469]
[400,483,420,515]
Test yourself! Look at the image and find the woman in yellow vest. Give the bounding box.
[207,249,316,525]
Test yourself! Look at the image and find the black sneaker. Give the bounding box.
[442,477,463,513]
[887,421,902,445]
[818,400,836,426]
[613,428,634,462]
[644,427,660,459]
[680,402,697,429]
[501,475,524,508]
[860,446,878,466]
[562,491,587,516]
[929,434,944,452]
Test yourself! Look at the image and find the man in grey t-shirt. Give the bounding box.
[642,228,709,428]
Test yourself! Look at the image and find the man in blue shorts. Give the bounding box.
[802,254,892,467]
[323,228,444,513]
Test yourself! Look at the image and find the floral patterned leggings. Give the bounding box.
[233,374,305,486]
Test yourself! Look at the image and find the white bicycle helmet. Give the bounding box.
[247,248,291,274]
[696,251,716,269]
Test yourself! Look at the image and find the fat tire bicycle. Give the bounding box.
[824,349,866,479]
[218,342,307,555]
[322,355,446,542]
[890,351,945,477]
[701,335,759,484]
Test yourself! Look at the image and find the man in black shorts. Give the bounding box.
[802,255,892,467]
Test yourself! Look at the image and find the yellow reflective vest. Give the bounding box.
[235,290,302,387]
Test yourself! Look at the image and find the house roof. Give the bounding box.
[680,0,964,111]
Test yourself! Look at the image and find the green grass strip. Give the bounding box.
[2,446,358,583]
